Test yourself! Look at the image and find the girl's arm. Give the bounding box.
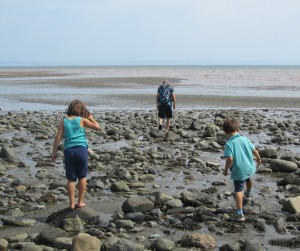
[253,148,261,166]
[51,121,64,162]
[82,114,100,130]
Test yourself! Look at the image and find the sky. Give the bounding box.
[0,0,300,66]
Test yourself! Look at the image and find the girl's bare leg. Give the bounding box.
[77,177,86,208]
[67,180,76,209]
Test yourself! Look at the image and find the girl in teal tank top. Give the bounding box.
[51,100,100,209]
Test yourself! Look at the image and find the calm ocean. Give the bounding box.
[0,65,299,111]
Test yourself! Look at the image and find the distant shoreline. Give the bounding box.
[0,67,299,112]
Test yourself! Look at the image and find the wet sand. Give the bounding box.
[0,76,299,111]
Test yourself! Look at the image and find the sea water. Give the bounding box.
[0,65,299,111]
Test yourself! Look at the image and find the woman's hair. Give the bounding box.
[65,99,90,118]
[223,116,240,133]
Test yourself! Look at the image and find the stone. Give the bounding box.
[62,216,84,232]
[1,217,36,227]
[38,227,69,245]
[53,237,73,249]
[150,238,175,251]
[0,238,8,251]
[270,159,298,173]
[122,197,154,213]
[111,181,130,192]
[283,196,300,214]
[260,148,278,158]
[109,238,144,251]
[180,234,216,249]
[72,233,101,251]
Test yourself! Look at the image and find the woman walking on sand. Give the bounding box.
[51,100,100,209]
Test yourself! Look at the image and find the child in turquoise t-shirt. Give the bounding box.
[223,117,261,222]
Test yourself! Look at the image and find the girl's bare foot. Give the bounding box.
[77,202,86,208]
[69,204,75,210]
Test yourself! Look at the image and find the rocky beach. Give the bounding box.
[0,107,300,251]
[0,67,300,250]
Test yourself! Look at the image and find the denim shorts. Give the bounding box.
[233,177,252,192]
[64,146,88,181]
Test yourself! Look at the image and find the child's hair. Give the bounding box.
[223,116,240,134]
[65,100,90,118]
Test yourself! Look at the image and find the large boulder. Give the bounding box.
[260,148,278,158]
[122,197,154,213]
[179,234,216,249]
[38,227,68,245]
[270,159,298,173]
[72,233,101,251]
[0,144,19,163]
[109,238,144,251]
[282,196,300,214]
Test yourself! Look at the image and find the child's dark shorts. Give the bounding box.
[64,146,88,181]
[158,104,172,119]
[234,177,252,192]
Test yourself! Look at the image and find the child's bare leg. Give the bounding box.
[235,191,243,210]
[67,180,76,209]
[77,177,86,208]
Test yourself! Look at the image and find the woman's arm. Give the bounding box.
[51,121,64,162]
[82,114,100,130]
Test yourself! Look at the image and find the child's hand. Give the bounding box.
[51,153,57,162]
[256,157,261,166]
[223,169,228,176]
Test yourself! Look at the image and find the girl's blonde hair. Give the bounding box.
[65,100,90,118]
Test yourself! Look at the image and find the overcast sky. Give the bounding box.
[1,0,300,65]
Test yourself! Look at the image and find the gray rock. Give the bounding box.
[270,159,298,173]
[220,241,241,251]
[259,148,278,158]
[0,238,8,251]
[277,173,295,186]
[53,237,73,249]
[101,237,120,251]
[62,216,84,232]
[0,144,19,163]
[149,130,165,138]
[273,218,286,234]
[1,217,36,227]
[125,212,144,223]
[7,233,28,242]
[16,243,43,251]
[282,196,300,214]
[116,220,135,229]
[109,238,144,251]
[243,239,266,251]
[47,206,98,226]
[203,126,216,138]
[179,234,216,249]
[165,131,180,141]
[38,227,68,245]
[122,197,154,213]
[150,238,175,251]
[111,181,130,192]
[254,220,266,232]
[71,233,101,251]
